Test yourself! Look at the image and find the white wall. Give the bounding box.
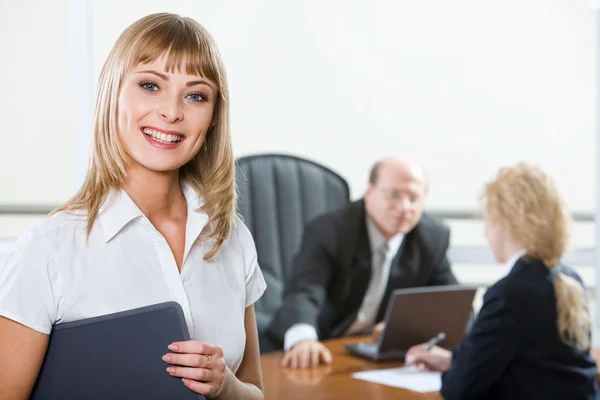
[0,0,78,204]
[88,0,596,212]
[1,0,595,211]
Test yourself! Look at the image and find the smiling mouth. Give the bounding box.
[141,128,184,144]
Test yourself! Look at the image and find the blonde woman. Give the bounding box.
[406,162,599,400]
[0,13,265,399]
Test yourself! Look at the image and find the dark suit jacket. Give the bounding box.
[441,256,600,400]
[268,199,458,346]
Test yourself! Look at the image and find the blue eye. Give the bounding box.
[140,82,158,91]
[187,93,205,103]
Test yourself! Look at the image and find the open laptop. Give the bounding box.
[345,285,477,361]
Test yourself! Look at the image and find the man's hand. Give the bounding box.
[280,340,333,369]
[405,344,452,372]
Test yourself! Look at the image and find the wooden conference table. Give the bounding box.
[261,337,600,400]
[260,336,442,400]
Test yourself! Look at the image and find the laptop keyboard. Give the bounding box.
[354,342,378,356]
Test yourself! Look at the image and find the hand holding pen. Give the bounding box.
[405,332,452,372]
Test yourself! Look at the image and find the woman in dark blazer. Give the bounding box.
[407,161,600,400]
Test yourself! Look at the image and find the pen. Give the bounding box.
[423,332,446,352]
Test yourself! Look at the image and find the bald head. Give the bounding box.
[369,156,428,191]
[364,156,428,238]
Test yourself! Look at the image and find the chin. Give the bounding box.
[397,222,415,234]
[137,159,188,173]
[126,145,195,173]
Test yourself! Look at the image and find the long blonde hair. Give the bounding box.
[482,161,590,352]
[53,13,235,260]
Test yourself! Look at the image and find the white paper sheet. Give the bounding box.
[352,365,441,393]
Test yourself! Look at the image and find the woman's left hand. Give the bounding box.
[163,340,228,398]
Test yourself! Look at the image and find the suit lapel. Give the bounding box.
[338,200,369,270]
[330,200,373,337]
[338,201,372,300]
[389,232,420,281]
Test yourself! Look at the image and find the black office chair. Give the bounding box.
[235,154,350,352]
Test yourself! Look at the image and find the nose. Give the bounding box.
[394,196,411,213]
[158,94,184,123]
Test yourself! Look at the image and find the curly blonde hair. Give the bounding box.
[53,13,235,260]
[482,161,590,352]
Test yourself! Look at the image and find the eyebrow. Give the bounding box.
[137,70,214,89]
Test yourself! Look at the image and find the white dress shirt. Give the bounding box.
[283,216,403,350]
[0,184,266,373]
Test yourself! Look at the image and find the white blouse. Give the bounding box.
[0,185,266,373]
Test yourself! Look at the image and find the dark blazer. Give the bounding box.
[441,256,600,400]
[268,199,458,346]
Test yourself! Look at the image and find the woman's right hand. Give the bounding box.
[405,344,452,372]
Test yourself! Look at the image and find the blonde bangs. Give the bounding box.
[127,16,223,90]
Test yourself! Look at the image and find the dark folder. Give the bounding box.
[30,301,205,400]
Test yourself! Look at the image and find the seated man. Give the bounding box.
[268,156,458,368]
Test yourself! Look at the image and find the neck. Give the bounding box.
[503,241,525,263]
[122,165,186,220]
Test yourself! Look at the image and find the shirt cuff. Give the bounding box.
[284,323,319,351]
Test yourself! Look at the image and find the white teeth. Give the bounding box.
[142,128,183,144]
